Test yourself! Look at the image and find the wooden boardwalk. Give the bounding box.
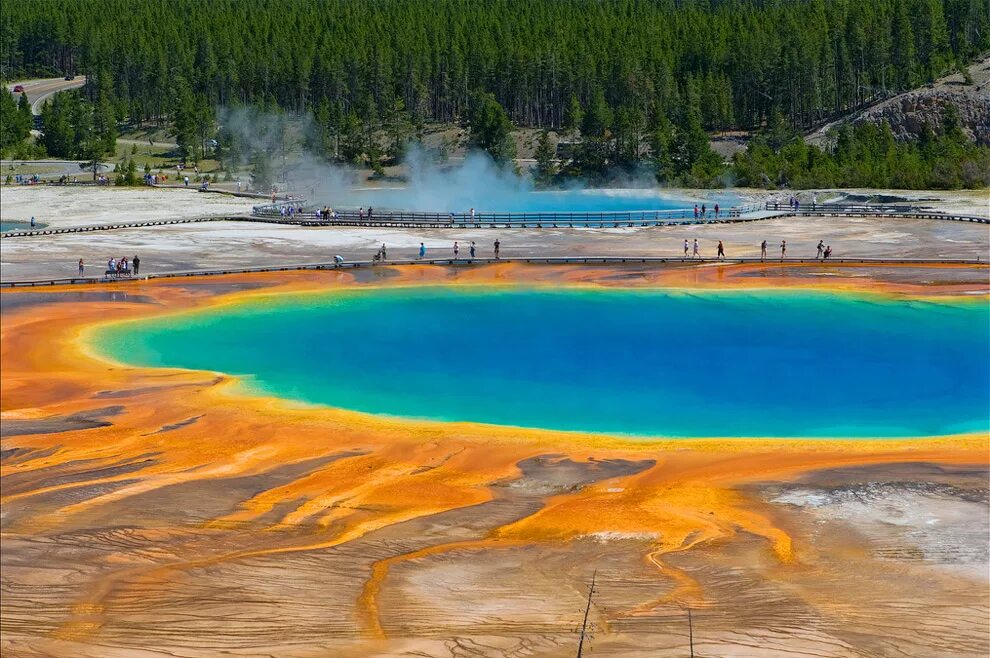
[0,210,772,238]
[2,256,985,288]
[2,202,985,240]
[764,202,989,224]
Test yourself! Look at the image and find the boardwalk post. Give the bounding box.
[688,608,694,658]
[576,569,597,658]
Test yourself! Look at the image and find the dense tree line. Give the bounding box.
[0,88,32,155]
[37,87,116,176]
[2,0,987,133]
[733,106,990,189]
[2,0,988,188]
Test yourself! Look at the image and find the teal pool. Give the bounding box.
[338,186,731,214]
[95,288,990,438]
[1,221,45,232]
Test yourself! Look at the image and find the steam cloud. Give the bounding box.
[217,107,713,212]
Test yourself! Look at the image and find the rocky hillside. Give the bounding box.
[807,54,990,147]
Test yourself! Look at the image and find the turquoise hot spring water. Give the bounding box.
[337,187,735,214]
[95,287,990,439]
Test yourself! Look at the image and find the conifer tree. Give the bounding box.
[533,130,557,186]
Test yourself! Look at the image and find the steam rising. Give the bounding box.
[218,107,708,212]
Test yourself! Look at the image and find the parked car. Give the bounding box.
[64,75,75,81]
[12,84,24,92]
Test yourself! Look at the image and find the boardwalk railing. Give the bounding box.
[4,203,984,240]
[2,256,985,288]
[0,216,236,238]
[765,202,990,224]
[252,204,766,228]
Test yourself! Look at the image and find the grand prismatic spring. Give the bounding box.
[4,1,990,653]
[3,260,989,657]
[96,287,990,439]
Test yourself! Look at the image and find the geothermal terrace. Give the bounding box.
[1,183,988,658]
[0,186,988,282]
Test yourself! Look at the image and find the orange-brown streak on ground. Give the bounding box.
[1,263,987,647]
[357,539,531,638]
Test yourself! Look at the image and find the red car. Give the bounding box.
[12,84,24,93]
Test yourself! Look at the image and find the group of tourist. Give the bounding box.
[278,205,307,218]
[318,206,338,220]
[85,255,140,278]
[414,239,499,260]
[692,203,721,220]
[372,238,836,262]
[771,194,819,211]
[683,238,835,261]
[685,238,730,258]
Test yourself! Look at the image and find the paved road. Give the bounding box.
[6,76,88,114]
[1,159,112,177]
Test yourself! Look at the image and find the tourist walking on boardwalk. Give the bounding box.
[824,245,832,259]
[701,204,707,219]
[359,207,365,220]
[780,240,787,259]
[470,207,476,221]
[30,216,35,228]
[816,240,824,259]
[693,205,699,219]
[470,242,476,259]
[714,203,720,219]
[494,239,501,259]
[78,259,84,276]
[683,239,689,257]
[419,243,426,259]
[381,243,387,260]
[761,240,767,260]
[716,240,725,260]
[133,255,140,275]
[368,207,374,219]
[692,239,700,258]
[454,241,460,258]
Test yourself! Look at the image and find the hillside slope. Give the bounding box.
[807,55,990,147]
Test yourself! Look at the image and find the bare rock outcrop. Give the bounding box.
[808,55,990,146]
[855,86,990,145]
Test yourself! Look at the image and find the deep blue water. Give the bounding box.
[338,188,728,213]
[96,288,990,438]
